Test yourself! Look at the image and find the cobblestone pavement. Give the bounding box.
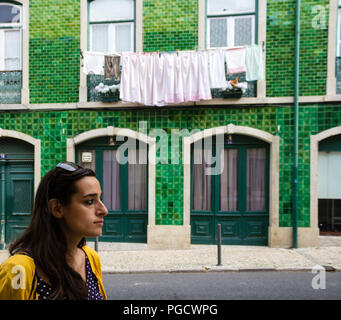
[1,237,340,273]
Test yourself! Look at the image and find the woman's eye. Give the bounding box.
[85,199,94,205]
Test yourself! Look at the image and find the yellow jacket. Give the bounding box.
[0,246,107,300]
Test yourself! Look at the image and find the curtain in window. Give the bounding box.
[234,17,253,46]
[5,30,20,70]
[246,148,266,211]
[116,24,131,53]
[91,24,108,52]
[220,149,238,211]
[210,19,227,48]
[193,149,211,211]
[103,150,121,210]
[128,150,147,210]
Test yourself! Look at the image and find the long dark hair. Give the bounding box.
[9,164,96,300]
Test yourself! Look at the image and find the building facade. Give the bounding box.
[0,0,340,249]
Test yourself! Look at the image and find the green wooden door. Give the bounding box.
[191,135,269,245]
[0,138,34,246]
[77,137,148,243]
[2,160,34,244]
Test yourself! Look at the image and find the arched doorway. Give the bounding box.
[190,133,270,245]
[318,134,341,235]
[0,137,34,244]
[76,135,148,243]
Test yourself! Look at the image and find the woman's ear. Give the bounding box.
[48,199,64,219]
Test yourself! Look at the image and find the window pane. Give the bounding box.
[246,148,266,211]
[0,4,21,24]
[4,30,21,70]
[91,24,108,52]
[90,0,134,22]
[208,0,255,15]
[192,149,211,211]
[128,150,147,210]
[209,18,227,48]
[115,24,132,52]
[220,149,238,211]
[234,17,253,46]
[103,150,121,210]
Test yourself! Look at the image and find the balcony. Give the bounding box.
[0,71,22,104]
[87,73,256,103]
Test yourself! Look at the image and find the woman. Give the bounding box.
[0,162,108,300]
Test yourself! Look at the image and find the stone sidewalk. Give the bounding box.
[1,237,340,273]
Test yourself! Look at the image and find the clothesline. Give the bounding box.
[82,44,264,59]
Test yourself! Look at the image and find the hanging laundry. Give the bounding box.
[197,51,212,101]
[83,52,104,75]
[152,52,165,106]
[179,51,211,102]
[138,53,154,106]
[104,55,121,80]
[120,53,141,104]
[208,49,227,89]
[245,44,264,81]
[225,47,246,75]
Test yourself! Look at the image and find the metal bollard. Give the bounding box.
[217,224,222,266]
[95,236,99,252]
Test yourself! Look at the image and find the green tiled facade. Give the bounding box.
[2,104,341,228]
[1,0,341,246]
[266,0,329,97]
[143,0,198,52]
[29,0,80,103]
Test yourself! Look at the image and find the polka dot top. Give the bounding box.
[35,253,104,300]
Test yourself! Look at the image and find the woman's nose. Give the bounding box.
[97,199,108,216]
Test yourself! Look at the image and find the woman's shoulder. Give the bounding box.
[0,253,36,300]
[1,253,35,271]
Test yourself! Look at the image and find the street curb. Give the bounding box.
[101,266,341,274]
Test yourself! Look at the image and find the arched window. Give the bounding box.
[89,0,135,53]
[0,2,22,70]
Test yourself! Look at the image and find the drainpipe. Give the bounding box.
[292,0,301,249]
[0,163,5,250]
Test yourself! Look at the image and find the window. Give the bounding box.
[0,2,22,70]
[206,0,256,48]
[89,0,135,53]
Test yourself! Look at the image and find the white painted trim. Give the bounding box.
[310,126,341,233]
[327,0,337,97]
[66,126,156,231]
[0,128,41,194]
[183,123,279,246]
[3,94,341,111]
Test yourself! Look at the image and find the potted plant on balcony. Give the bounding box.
[95,83,120,102]
[221,78,247,98]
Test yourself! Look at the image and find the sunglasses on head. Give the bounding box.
[56,162,80,172]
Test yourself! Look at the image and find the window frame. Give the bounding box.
[337,2,341,57]
[0,2,22,71]
[206,0,258,49]
[87,0,136,53]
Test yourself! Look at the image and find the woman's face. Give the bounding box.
[60,176,108,239]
